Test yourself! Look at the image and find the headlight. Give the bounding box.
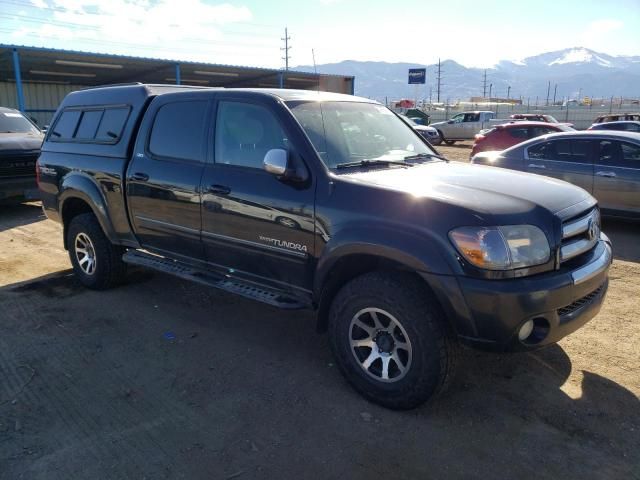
[449,225,550,270]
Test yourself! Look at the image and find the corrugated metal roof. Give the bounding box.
[0,43,353,80]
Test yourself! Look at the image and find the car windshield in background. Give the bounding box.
[0,111,39,133]
[287,101,435,169]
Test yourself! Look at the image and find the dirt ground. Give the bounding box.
[1,144,639,479]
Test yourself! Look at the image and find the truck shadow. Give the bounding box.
[0,201,45,233]
[1,270,637,478]
[602,217,640,263]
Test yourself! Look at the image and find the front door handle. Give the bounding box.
[596,171,616,178]
[528,163,546,169]
[207,184,231,195]
[131,172,149,181]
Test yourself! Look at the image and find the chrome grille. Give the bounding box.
[560,208,600,263]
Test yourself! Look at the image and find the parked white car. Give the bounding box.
[430,111,496,144]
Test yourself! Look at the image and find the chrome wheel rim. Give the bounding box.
[75,232,97,276]
[349,308,412,383]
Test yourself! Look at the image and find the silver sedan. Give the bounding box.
[471,131,640,219]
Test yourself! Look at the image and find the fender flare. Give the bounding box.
[59,173,118,246]
[312,224,459,303]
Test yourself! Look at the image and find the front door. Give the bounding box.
[525,138,594,193]
[593,139,640,216]
[127,97,210,260]
[200,96,316,292]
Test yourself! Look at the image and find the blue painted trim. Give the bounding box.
[12,48,25,111]
[278,71,284,89]
[175,63,181,85]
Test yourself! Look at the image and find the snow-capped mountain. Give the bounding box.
[295,47,640,101]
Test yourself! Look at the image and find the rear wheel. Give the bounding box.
[443,139,456,146]
[328,271,458,410]
[67,213,127,290]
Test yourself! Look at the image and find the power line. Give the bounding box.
[281,27,291,71]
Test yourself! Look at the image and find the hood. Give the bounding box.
[429,120,449,128]
[414,125,438,133]
[337,161,592,219]
[0,132,44,153]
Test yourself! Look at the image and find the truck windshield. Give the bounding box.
[287,101,436,169]
[0,111,39,134]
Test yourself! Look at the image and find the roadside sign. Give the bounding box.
[408,68,426,84]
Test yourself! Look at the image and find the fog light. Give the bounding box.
[518,320,535,341]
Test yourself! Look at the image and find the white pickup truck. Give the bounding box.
[430,111,497,144]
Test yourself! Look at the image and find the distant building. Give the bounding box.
[470,96,522,105]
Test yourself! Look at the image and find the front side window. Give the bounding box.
[149,101,208,161]
[215,101,288,169]
[0,111,39,133]
[288,101,436,169]
[451,113,464,123]
[528,139,591,162]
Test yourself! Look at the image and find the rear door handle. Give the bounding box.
[207,184,231,195]
[131,172,149,181]
[528,163,546,169]
[596,171,616,178]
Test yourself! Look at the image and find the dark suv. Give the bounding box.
[37,85,612,409]
[0,107,44,202]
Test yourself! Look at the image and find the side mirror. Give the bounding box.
[42,125,49,133]
[263,148,288,176]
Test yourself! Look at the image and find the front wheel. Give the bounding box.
[67,213,127,290]
[328,271,458,410]
[443,139,456,145]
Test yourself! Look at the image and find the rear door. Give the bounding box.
[127,95,210,260]
[525,138,595,192]
[199,93,317,291]
[593,139,640,216]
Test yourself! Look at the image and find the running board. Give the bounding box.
[122,250,309,309]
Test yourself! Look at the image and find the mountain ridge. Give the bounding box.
[295,47,640,101]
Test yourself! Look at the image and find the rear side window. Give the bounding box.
[507,127,528,139]
[599,140,640,167]
[50,106,130,143]
[148,100,208,162]
[51,110,81,139]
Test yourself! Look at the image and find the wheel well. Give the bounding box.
[61,198,94,250]
[315,254,426,333]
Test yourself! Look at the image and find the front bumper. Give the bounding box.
[422,235,612,351]
[0,176,39,202]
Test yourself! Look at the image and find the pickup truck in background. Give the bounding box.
[0,107,44,202]
[429,111,496,144]
[38,84,612,409]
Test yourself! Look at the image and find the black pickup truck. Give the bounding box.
[0,107,43,202]
[38,84,612,409]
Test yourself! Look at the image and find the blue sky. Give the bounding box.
[1,0,639,68]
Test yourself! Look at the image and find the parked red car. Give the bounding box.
[470,121,574,158]
[510,113,574,128]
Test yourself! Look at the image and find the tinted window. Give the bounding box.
[508,127,528,139]
[215,101,287,169]
[530,127,553,137]
[528,139,591,162]
[149,101,208,161]
[75,110,103,139]
[623,123,640,132]
[51,110,81,139]
[95,108,129,142]
[600,140,640,167]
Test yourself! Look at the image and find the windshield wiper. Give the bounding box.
[334,159,414,170]
[403,153,449,162]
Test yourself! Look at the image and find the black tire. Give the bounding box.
[443,139,456,146]
[328,271,458,410]
[67,213,127,290]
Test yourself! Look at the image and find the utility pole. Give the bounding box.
[482,69,487,98]
[489,83,492,100]
[507,85,511,100]
[281,27,291,71]
[546,80,550,106]
[436,58,443,103]
[553,84,557,105]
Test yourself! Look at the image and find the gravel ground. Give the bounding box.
[0,183,639,478]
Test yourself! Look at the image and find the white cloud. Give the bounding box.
[30,0,48,8]
[581,19,623,41]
